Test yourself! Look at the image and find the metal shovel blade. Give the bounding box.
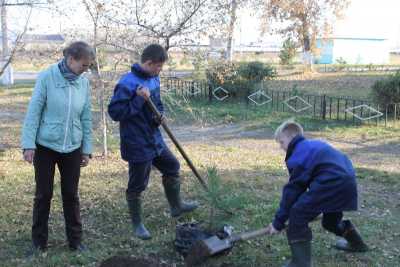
[185,236,233,266]
[202,236,233,255]
[185,227,269,266]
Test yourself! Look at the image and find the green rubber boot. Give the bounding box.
[334,220,368,252]
[162,176,198,217]
[126,193,151,240]
[283,240,312,267]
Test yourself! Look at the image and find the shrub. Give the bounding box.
[237,61,276,83]
[206,61,276,98]
[335,57,347,65]
[205,60,237,86]
[335,57,347,71]
[371,72,400,109]
[279,38,297,65]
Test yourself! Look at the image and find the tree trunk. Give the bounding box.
[226,0,237,61]
[99,79,107,158]
[165,37,170,51]
[1,1,8,60]
[93,24,108,157]
[302,34,313,72]
[0,2,14,85]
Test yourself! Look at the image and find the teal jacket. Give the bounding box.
[21,63,92,154]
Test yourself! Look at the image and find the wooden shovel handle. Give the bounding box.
[146,98,209,190]
[231,227,269,243]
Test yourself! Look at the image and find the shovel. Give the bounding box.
[146,97,209,190]
[146,98,233,216]
[185,227,269,266]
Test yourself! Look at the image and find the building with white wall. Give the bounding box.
[315,37,390,64]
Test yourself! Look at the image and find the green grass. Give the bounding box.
[263,73,389,99]
[1,80,400,266]
[162,96,394,132]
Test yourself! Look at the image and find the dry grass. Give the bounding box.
[1,82,399,267]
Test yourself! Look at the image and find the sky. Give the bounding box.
[6,0,400,49]
[236,0,400,48]
[334,0,400,47]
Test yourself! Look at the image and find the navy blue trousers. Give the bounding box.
[287,208,346,242]
[127,147,180,194]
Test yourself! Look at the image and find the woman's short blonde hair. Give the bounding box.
[274,119,304,140]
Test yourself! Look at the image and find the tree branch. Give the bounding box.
[1,1,48,7]
[0,5,32,76]
[134,0,161,37]
[167,0,207,38]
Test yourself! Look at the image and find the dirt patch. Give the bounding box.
[166,122,397,169]
[99,256,171,267]
[167,123,274,143]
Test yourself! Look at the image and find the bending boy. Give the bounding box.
[267,120,368,267]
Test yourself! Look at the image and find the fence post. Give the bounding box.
[208,83,213,103]
[322,95,327,120]
[246,87,250,107]
[336,98,340,120]
[376,104,379,126]
[385,104,388,127]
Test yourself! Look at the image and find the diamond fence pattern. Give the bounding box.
[160,78,400,127]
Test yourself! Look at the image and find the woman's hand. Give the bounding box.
[81,154,90,167]
[23,149,35,164]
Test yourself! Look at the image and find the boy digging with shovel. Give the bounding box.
[266,120,368,267]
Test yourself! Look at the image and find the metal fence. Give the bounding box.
[316,64,400,73]
[162,78,399,127]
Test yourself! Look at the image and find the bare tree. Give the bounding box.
[1,0,49,7]
[225,0,238,61]
[208,0,259,61]
[0,0,52,80]
[81,0,110,157]
[50,0,153,157]
[262,0,349,71]
[107,0,219,51]
[0,16,31,76]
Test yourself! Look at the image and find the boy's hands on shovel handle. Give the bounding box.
[138,85,167,126]
[266,223,280,235]
[153,114,166,127]
[137,85,151,100]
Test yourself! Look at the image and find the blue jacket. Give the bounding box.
[273,135,358,231]
[108,64,166,163]
[21,63,92,154]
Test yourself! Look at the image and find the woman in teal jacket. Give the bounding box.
[21,41,94,255]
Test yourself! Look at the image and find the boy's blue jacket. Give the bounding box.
[108,64,166,163]
[273,135,358,231]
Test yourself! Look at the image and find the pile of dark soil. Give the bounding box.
[99,256,170,267]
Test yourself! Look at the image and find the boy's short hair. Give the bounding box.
[141,44,168,63]
[274,120,304,140]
